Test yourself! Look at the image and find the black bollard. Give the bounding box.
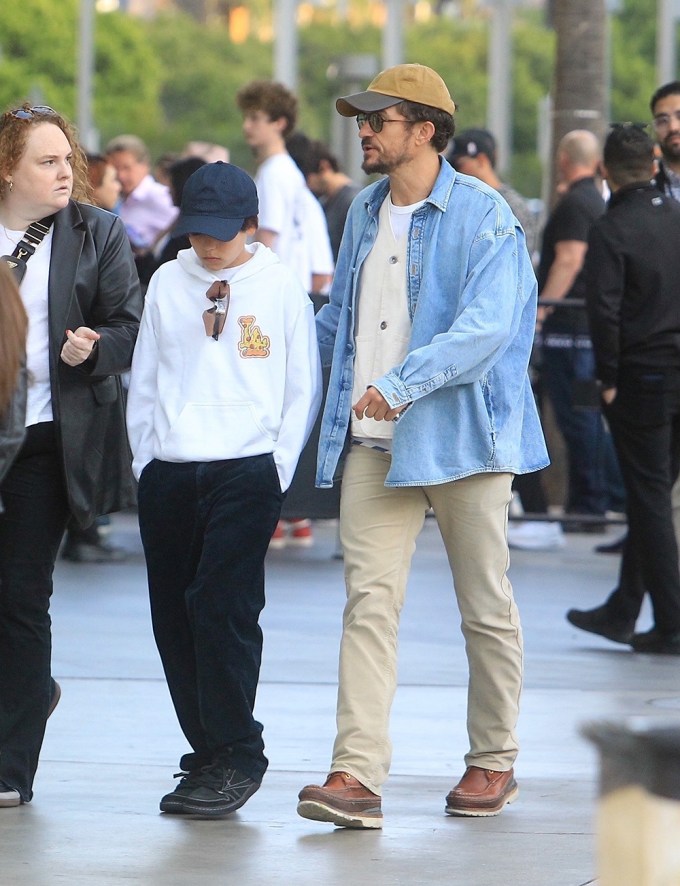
[582,718,680,885]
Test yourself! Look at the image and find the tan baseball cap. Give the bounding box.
[336,64,456,117]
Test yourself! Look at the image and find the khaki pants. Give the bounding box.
[332,445,523,795]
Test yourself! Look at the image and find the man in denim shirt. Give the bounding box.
[296,64,549,828]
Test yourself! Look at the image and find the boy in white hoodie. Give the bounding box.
[126,162,321,817]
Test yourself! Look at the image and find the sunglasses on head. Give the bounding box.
[9,106,57,121]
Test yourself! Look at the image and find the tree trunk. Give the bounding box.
[550,0,607,205]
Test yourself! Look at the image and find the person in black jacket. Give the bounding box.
[537,130,623,531]
[567,124,680,655]
[0,103,142,807]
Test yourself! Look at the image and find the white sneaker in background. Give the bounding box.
[507,521,565,551]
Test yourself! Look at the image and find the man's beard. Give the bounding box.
[361,146,408,176]
[660,137,680,163]
[361,157,391,175]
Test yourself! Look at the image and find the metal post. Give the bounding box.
[274,0,298,89]
[657,0,677,85]
[382,0,404,71]
[329,55,379,185]
[487,0,512,175]
[77,0,98,151]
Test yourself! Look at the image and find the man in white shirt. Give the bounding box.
[237,80,334,548]
[236,81,332,295]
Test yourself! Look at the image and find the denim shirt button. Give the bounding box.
[380,321,387,330]
[389,255,398,264]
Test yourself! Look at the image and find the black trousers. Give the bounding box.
[0,423,70,801]
[603,368,680,633]
[137,455,284,782]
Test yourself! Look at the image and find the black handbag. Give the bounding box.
[1,216,54,284]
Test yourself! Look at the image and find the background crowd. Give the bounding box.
[2,68,680,821]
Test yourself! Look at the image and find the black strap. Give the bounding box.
[11,215,55,262]
[2,215,54,284]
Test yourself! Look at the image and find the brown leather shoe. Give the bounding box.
[297,771,383,829]
[445,766,518,817]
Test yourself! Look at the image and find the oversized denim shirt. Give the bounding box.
[315,158,549,488]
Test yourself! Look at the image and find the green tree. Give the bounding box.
[0,0,164,145]
[0,0,666,199]
[141,12,271,165]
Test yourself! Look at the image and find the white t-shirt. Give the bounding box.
[0,226,53,426]
[300,186,334,287]
[388,193,425,239]
[255,153,311,289]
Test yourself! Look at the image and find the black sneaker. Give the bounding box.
[566,604,635,644]
[159,762,260,817]
[0,781,21,807]
[630,628,680,655]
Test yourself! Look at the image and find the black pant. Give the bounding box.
[0,423,70,801]
[137,455,284,782]
[603,368,680,633]
[542,340,622,514]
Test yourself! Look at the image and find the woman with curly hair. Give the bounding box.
[0,104,142,807]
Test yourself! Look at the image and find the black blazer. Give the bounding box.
[48,200,142,527]
[0,365,27,513]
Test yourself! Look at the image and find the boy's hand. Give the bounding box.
[61,327,100,366]
[353,387,406,422]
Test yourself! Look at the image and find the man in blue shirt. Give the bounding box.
[296,64,548,828]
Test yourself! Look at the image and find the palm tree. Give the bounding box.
[549,0,607,204]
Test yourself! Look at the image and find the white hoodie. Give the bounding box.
[126,243,321,492]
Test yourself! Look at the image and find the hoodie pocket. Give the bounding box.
[161,402,272,460]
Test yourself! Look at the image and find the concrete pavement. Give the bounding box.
[3,514,679,885]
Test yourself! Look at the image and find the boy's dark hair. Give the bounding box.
[398,101,455,153]
[310,141,340,173]
[604,125,655,186]
[241,215,258,231]
[285,132,313,175]
[650,81,680,114]
[286,133,342,178]
[168,156,207,207]
[236,80,298,137]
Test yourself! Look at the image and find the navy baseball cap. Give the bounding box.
[174,161,258,242]
[447,129,497,166]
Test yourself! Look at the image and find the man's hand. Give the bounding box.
[60,327,100,367]
[601,386,617,405]
[353,387,407,422]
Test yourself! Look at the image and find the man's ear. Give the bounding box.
[479,154,494,173]
[414,120,436,145]
[272,116,288,136]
